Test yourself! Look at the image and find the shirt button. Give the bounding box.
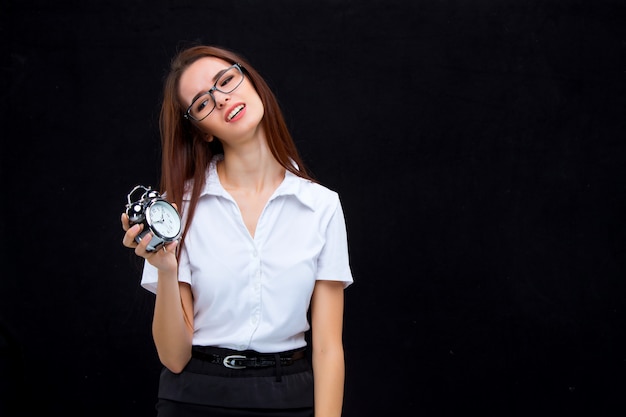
[253,250,258,257]
[251,316,258,325]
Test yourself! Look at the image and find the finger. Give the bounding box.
[122,223,143,248]
[121,212,131,231]
[134,231,153,256]
[163,239,178,254]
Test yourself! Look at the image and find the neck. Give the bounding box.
[218,142,284,193]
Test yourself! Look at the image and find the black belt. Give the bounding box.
[192,348,306,369]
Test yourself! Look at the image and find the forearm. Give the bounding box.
[313,347,345,417]
[152,270,193,373]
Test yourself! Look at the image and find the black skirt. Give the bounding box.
[155,346,314,416]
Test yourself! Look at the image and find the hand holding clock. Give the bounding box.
[121,208,179,272]
[121,185,182,272]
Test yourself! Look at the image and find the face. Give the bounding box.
[178,57,264,142]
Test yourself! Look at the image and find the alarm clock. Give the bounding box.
[125,185,182,252]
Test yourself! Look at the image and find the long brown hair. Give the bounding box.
[158,44,314,250]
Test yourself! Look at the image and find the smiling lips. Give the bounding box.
[226,104,245,122]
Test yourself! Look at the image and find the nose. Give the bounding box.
[213,90,231,108]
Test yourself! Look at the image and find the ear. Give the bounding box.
[206,135,214,143]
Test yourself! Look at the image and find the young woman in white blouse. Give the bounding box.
[121,44,353,417]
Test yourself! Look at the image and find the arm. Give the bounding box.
[310,280,346,417]
[121,212,194,373]
[152,277,194,373]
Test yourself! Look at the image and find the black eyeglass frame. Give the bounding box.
[183,63,245,121]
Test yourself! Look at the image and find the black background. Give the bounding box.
[2,1,625,416]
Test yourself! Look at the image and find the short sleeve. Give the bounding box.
[316,197,354,288]
[140,245,193,294]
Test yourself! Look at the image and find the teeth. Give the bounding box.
[227,104,245,121]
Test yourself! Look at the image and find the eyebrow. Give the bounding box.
[212,66,230,83]
[189,66,232,105]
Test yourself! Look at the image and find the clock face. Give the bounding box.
[147,200,181,240]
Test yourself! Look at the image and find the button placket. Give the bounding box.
[249,244,262,329]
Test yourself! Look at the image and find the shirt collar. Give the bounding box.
[185,155,316,211]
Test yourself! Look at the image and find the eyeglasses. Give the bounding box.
[183,63,245,121]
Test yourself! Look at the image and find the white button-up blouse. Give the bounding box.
[141,156,353,353]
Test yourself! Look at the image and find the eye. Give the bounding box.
[219,74,235,88]
[195,97,211,112]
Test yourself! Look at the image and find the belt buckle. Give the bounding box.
[223,354,247,369]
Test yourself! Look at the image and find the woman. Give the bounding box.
[121,44,353,417]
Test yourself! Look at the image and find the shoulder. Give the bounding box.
[303,179,339,201]
[290,175,342,212]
